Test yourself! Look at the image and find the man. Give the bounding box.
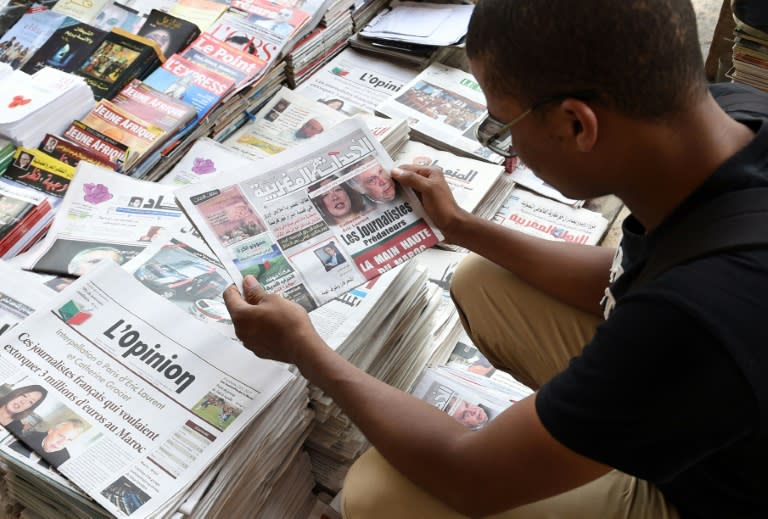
[321,244,345,270]
[348,162,397,203]
[13,152,32,171]
[10,419,84,469]
[223,0,768,517]
[294,118,324,139]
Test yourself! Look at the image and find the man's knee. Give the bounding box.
[341,449,390,519]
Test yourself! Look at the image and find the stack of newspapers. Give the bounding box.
[296,47,423,116]
[0,260,303,518]
[493,188,610,246]
[304,248,469,491]
[284,1,355,87]
[394,141,515,224]
[0,67,95,148]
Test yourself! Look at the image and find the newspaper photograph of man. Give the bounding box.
[32,238,143,277]
[315,242,346,271]
[9,404,90,469]
[346,161,399,204]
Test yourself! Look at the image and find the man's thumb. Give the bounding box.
[243,275,267,305]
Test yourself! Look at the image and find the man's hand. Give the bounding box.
[222,275,322,365]
[392,164,472,242]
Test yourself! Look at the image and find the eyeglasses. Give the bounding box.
[475,91,597,158]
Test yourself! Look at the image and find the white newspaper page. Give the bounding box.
[225,86,348,160]
[159,138,258,187]
[395,141,505,215]
[17,163,194,277]
[296,47,421,115]
[177,119,442,311]
[376,63,503,163]
[0,262,55,335]
[0,261,292,518]
[508,158,582,206]
[494,188,608,246]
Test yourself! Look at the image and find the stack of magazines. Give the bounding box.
[284,1,355,87]
[729,22,768,93]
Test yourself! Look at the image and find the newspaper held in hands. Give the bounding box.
[0,261,292,518]
[177,119,443,311]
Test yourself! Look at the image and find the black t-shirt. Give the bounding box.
[537,101,768,517]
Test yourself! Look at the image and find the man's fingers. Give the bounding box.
[392,166,432,192]
[242,275,267,305]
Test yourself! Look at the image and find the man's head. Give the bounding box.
[295,118,324,139]
[16,152,31,169]
[466,0,708,199]
[467,0,705,120]
[323,245,336,256]
[349,163,396,203]
[42,420,84,453]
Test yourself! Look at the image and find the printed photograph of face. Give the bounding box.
[309,176,368,227]
[33,239,143,278]
[0,384,47,429]
[347,162,398,203]
[5,392,91,470]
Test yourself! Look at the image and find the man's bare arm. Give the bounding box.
[224,282,611,517]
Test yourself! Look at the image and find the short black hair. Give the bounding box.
[466,0,708,119]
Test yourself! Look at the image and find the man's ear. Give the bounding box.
[558,99,599,152]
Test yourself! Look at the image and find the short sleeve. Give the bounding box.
[536,292,757,482]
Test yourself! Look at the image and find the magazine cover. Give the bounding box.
[21,20,108,74]
[76,29,155,99]
[181,32,269,90]
[143,54,235,124]
[0,6,69,69]
[137,9,200,60]
[177,118,442,311]
[112,79,196,133]
[51,0,109,23]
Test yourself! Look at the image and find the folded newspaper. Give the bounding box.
[13,163,196,277]
[176,119,442,310]
[0,261,292,518]
[493,188,609,246]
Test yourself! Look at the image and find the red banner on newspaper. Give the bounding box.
[353,221,439,279]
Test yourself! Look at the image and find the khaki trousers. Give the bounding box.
[342,254,680,519]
